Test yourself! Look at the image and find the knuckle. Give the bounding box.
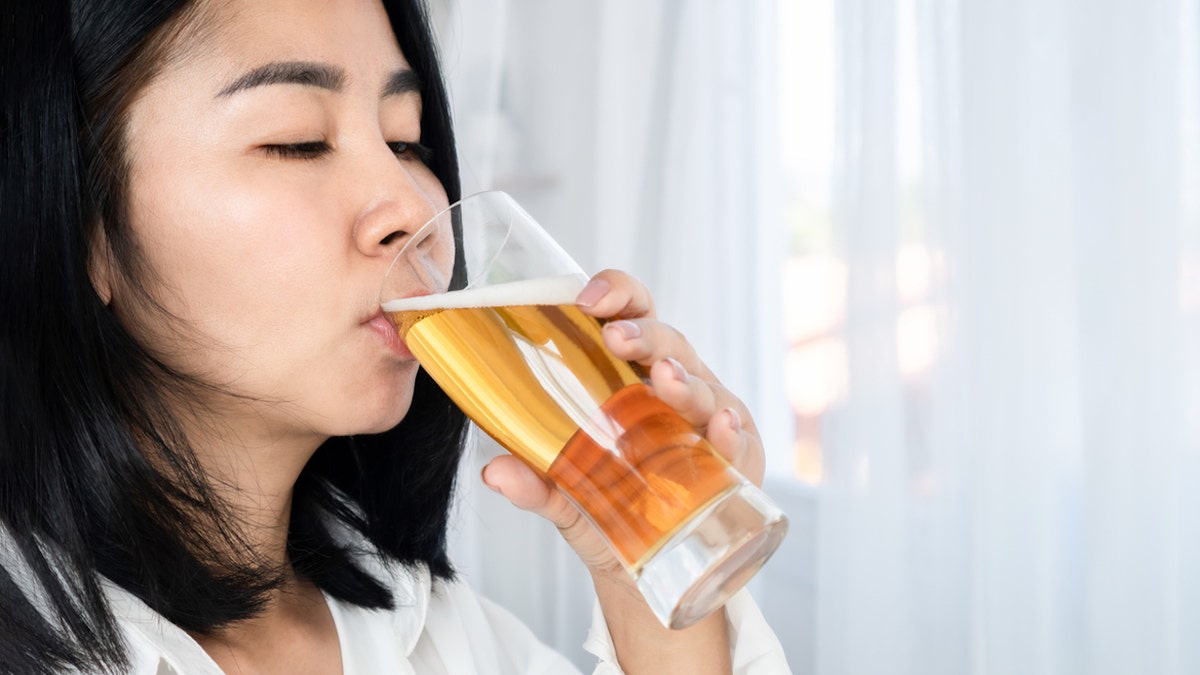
[599,269,654,313]
[667,323,690,347]
[710,382,734,401]
[649,322,691,354]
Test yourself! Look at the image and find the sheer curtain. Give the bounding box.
[429,1,792,671]
[430,0,1200,673]
[817,0,1200,673]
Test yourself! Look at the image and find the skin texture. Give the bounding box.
[97,0,763,672]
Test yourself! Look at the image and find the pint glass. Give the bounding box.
[380,191,787,629]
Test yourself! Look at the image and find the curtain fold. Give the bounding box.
[817,0,1200,673]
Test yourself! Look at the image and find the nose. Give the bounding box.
[353,162,440,259]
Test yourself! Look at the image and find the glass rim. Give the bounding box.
[382,190,584,300]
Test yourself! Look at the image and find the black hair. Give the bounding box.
[0,1,467,673]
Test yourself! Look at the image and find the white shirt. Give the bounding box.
[107,557,793,674]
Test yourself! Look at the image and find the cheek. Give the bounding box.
[194,179,323,271]
[132,163,330,301]
[119,162,342,377]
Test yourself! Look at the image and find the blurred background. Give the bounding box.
[430,1,1200,672]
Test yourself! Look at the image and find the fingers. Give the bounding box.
[647,357,718,428]
[481,456,583,532]
[575,269,656,320]
[579,272,711,380]
[707,407,765,485]
[649,358,765,485]
[481,456,619,568]
[575,269,766,485]
[601,317,712,381]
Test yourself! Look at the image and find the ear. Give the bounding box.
[88,224,114,306]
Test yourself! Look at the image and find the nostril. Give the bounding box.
[379,230,406,247]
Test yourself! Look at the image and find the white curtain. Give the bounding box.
[817,0,1200,673]
[429,0,1200,673]
[430,1,793,671]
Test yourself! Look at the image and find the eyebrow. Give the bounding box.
[218,61,345,97]
[217,61,423,99]
[382,68,422,97]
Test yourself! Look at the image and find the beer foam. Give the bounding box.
[382,273,588,312]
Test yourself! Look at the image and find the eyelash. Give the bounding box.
[263,140,434,163]
[388,140,435,164]
[264,141,329,160]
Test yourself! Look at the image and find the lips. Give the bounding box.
[365,309,413,359]
[366,288,434,359]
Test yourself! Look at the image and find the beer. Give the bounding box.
[384,275,744,572]
[380,191,787,628]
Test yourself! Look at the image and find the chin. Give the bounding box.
[360,382,418,435]
[337,364,419,435]
[344,390,414,436]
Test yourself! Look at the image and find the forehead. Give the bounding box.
[169,0,410,89]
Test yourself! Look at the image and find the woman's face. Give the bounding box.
[103,0,448,444]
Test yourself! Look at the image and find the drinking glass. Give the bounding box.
[380,191,788,629]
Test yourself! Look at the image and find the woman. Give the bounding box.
[0,0,789,673]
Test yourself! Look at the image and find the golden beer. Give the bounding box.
[384,276,744,572]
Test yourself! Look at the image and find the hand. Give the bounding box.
[479,268,766,577]
[481,269,749,672]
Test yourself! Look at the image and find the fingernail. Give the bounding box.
[607,320,641,340]
[666,357,688,382]
[575,278,610,308]
[724,407,743,433]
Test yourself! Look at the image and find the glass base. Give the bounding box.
[634,482,788,629]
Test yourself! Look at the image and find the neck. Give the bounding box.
[158,401,343,670]
[179,428,344,671]
[179,404,330,568]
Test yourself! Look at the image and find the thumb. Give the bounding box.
[481,455,576,528]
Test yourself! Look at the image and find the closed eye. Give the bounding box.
[388,141,434,164]
[262,141,330,160]
[260,140,433,163]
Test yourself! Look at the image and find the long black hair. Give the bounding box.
[0,1,467,672]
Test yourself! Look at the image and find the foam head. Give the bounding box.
[381,273,588,312]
